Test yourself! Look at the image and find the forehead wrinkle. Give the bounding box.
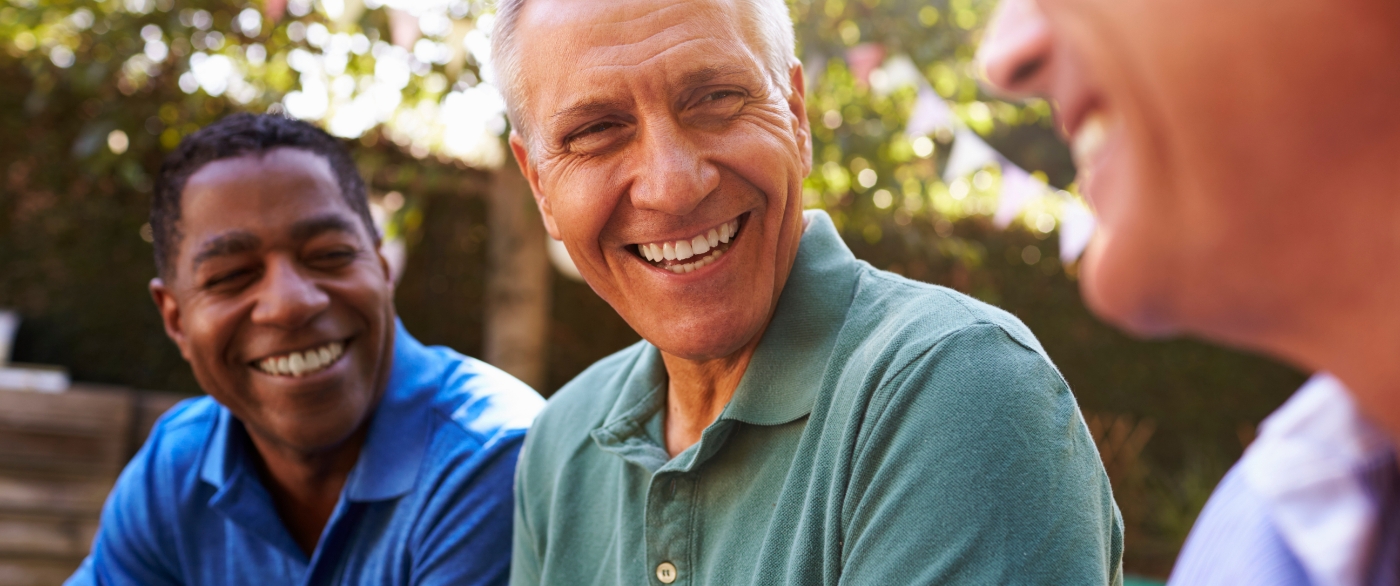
[544,38,750,120]
[584,36,741,73]
[519,0,752,135]
[580,0,695,31]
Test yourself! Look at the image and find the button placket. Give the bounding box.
[645,472,694,585]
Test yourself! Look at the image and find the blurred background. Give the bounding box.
[0,0,1304,583]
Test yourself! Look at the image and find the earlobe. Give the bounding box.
[509,132,563,241]
[149,278,191,361]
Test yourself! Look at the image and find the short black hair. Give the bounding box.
[150,113,378,279]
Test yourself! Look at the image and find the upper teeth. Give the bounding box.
[256,341,345,378]
[638,218,740,265]
[1072,112,1110,173]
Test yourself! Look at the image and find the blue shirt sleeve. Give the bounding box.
[409,431,525,586]
[66,418,185,586]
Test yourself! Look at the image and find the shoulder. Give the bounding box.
[850,264,1047,356]
[516,340,651,472]
[534,340,649,437]
[131,396,221,481]
[93,396,219,568]
[838,265,1060,397]
[415,344,546,448]
[833,268,1084,468]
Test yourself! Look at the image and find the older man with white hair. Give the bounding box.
[495,0,1123,584]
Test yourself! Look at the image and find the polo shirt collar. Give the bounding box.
[591,210,859,468]
[720,210,859,426]
[344,320,434,501]
[200,319,434,503]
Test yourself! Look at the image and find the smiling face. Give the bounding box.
[509,0,812,361]
[151,148,395,456]
[979,0,1400,343]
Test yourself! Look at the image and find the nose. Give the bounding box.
[978,0,1054,98]
[250,256,330,329]
[628,119,720,216]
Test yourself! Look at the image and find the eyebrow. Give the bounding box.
[191,232,262,271]
[188,214,361,272]
[289,213,361,242]
[549,97,633,127]
[545,65,756,131]
[675,64,752,90]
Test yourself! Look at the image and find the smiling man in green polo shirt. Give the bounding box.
[491,0,1123,584]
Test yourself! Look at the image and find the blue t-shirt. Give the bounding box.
[67,322,545,586]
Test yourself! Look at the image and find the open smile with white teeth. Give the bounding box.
[634,215,744,274]
[252,340,347,378]
[1071,110,1115,177]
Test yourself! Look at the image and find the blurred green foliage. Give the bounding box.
[0,0,1304,576]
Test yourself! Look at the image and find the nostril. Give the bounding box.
[1010,56,1047,87]
[977,0,1053,95]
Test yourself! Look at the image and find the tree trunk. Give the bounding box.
[483,162,552,391]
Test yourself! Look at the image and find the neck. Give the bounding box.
[1195,160,1400,445]
[247,426,368,556]
[1278,302,1400,442]
[656,212,811,458]
[659,333,765,458]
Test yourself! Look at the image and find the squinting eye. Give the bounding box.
[564,120,630,154]
[205,269,254,289]
[309,249,358,268]
[572,121,620,140]
[701,90,742,103]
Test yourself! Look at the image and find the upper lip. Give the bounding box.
[1060,97,1104,144]
[244,337,350,364]
[628,212,746,246]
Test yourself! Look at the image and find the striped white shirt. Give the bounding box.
[1170,374,1400,586]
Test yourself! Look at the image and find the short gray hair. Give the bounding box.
[491,0,797,146]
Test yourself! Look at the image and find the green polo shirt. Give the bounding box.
[512,211,1123,585]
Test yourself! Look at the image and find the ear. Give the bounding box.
[149,277,193,362]
[785,59,813,177]
[509,131,562,241]
[375,246,395,287]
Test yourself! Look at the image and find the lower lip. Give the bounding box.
[638,215,746,278]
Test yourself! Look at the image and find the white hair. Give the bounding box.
[490,0,797,146]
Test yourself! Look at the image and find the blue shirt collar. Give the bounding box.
[200,319,435,502]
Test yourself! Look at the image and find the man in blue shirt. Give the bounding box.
[66,113,544,585]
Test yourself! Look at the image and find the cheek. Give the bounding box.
[183,302,242,368]
[542,166,620,251]
[705,124,804,207]
[541,166,639,304]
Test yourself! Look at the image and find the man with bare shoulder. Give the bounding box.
[67,113,544,586]
[495,1,1123,584]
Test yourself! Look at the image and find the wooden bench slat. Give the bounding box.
[0,512,97,558]
[0,556,87,586]
[0,474,115,516]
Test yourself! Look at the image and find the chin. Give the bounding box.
[643,312,766,362]
[1078,235,1183,340]
[265,413,365,453]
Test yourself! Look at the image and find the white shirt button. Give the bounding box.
[656,561,678,584]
